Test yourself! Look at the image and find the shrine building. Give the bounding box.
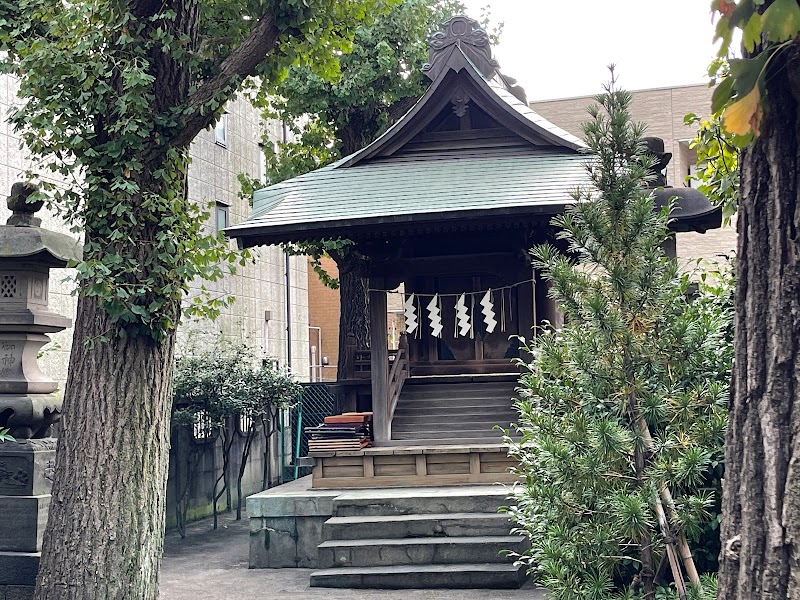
[227,16,721,489]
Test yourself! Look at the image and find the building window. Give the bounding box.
[214,113,228,148]
[215,202,230,232]
[687,163,706,189]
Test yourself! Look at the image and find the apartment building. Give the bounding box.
[530,83,737,264]
[0,75,310,387]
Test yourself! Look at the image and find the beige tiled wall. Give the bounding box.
[531,84,737,266]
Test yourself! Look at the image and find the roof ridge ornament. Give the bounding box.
[423,16,499,82]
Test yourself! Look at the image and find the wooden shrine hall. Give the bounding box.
[228,16,721,488]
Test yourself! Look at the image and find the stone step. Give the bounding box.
[317,535,526,568]
[309,563,528,589]
[332,487,509,517]
[323,512,513,540]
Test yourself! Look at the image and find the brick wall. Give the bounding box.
[307,256,340,382]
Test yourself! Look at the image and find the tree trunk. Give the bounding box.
[236,426,256,520]
[717,47,800,599]
[34,295,175,600]
[331,249,370,380]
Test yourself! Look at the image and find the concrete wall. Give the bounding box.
[531,84,738,265]
[166,420,293,529]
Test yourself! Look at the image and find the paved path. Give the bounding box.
[160,512,546,600]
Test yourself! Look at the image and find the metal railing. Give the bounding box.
[284,383,337,481]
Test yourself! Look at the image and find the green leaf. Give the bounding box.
[729,52,769,97]
[711,76,735,113]
[714,16,734,56]
[743,12,763,52]
[730,0,755,27]
[762,0,800,41]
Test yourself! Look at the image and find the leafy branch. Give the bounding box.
[711,0,800,141]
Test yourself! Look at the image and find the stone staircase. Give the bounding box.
[390,375,518,445]
[309,486,528,589]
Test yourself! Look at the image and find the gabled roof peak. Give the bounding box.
[423,16,498,82]
[422,16,527,104]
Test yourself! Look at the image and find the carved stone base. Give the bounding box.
[0,439,55,592]
[0,395,61,439]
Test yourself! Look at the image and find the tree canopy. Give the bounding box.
[0,0,390,340]
[258,0,469,181]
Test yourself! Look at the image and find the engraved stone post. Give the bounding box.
[0,182,81,600]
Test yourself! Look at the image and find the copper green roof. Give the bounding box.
[228,17,719,248]
[228,148,589,245]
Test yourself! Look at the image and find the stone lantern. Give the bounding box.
[0,182,81,599]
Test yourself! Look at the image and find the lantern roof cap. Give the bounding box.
[0,183,82,266]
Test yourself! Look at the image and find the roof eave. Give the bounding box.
[227,202,572,248]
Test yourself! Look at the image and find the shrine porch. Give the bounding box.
[308,442,517,489]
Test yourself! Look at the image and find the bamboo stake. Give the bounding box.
[636,418,702,589]
[654,493,688,600]
[660,486,702,587]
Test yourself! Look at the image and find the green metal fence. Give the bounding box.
[283,383,337,481]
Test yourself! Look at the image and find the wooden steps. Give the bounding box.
[391,377,518,446]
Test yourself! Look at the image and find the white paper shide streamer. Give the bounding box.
[455,293,470,337]
[427,294,443,338]
[481,290,497,334]
[403,293,418,335]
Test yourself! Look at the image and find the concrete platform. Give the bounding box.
[247,478,516,571]
[248,478,528,590]
[247,477,341,568]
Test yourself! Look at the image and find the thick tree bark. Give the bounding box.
[30,0,290,595]
[717,46,800,599]
[331,249,371,380]
[34,296,176,600]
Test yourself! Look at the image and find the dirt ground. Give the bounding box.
[159,512,546,600]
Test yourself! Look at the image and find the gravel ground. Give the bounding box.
[159,512,546,600]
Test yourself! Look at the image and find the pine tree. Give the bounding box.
[507,79,733,600]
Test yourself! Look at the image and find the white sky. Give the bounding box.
[460,0,720,101]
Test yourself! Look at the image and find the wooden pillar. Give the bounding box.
[370,282,390,442]
[662,235,677,259]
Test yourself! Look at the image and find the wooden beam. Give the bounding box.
[370,283,390,442]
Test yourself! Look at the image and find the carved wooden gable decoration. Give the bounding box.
[339,16,584,168]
